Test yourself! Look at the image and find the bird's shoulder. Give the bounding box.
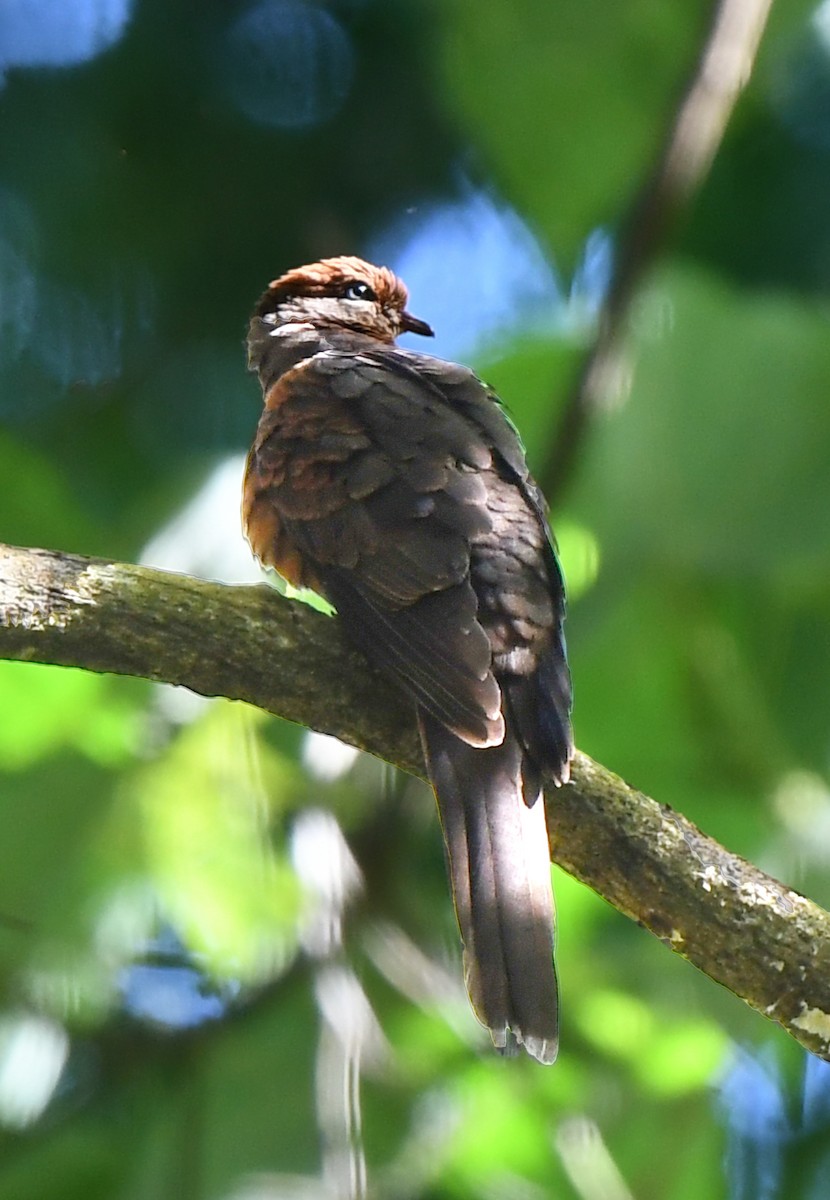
[294,344,532,482]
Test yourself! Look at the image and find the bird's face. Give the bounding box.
[254,255,434,343]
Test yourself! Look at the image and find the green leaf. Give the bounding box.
[438,0,710,264]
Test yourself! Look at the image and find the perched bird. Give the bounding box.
[243,256,573,1063]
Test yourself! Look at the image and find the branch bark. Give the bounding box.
[542,0,775,502]
[3,541,829,1061]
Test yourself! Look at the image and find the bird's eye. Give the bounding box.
[343,281,376,302]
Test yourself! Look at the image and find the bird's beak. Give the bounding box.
[400,310,434,337]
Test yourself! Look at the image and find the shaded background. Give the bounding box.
[1,0,830,1196]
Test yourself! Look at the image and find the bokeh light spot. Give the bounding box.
[371,188,611,362]
[768,4,830,152]
[223,0,354,130]
[0,0,132,84]
[0,1014,68,1129]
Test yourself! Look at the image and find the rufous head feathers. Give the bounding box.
[253,256,433,342]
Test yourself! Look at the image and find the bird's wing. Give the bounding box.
[243,348,507,747]
[374,349,573,782]
[387,348,566,587]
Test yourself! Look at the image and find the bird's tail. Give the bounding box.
[418,710,559,1064]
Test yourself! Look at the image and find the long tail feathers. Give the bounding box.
[418,710,559,1064]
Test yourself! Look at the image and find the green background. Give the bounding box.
[1,0,829,1196]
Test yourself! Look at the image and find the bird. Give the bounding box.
[243,256,573,1063]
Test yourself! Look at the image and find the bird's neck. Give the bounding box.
[247,316,388,385]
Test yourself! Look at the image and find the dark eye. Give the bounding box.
[343,281,376,301]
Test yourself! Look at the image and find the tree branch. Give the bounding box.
[542,0,774,501]
[3,541,829,1061]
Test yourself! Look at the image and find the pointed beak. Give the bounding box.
[400,309,434,337]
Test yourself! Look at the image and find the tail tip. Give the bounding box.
[522,1032,558,1065]
[491,1025,559,1066]
[551,744,574,787]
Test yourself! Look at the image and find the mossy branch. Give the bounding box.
[2,540,829,1060]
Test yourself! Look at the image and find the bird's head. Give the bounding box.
[253,256,434,343]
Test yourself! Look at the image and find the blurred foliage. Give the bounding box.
[1,0,830,1197]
